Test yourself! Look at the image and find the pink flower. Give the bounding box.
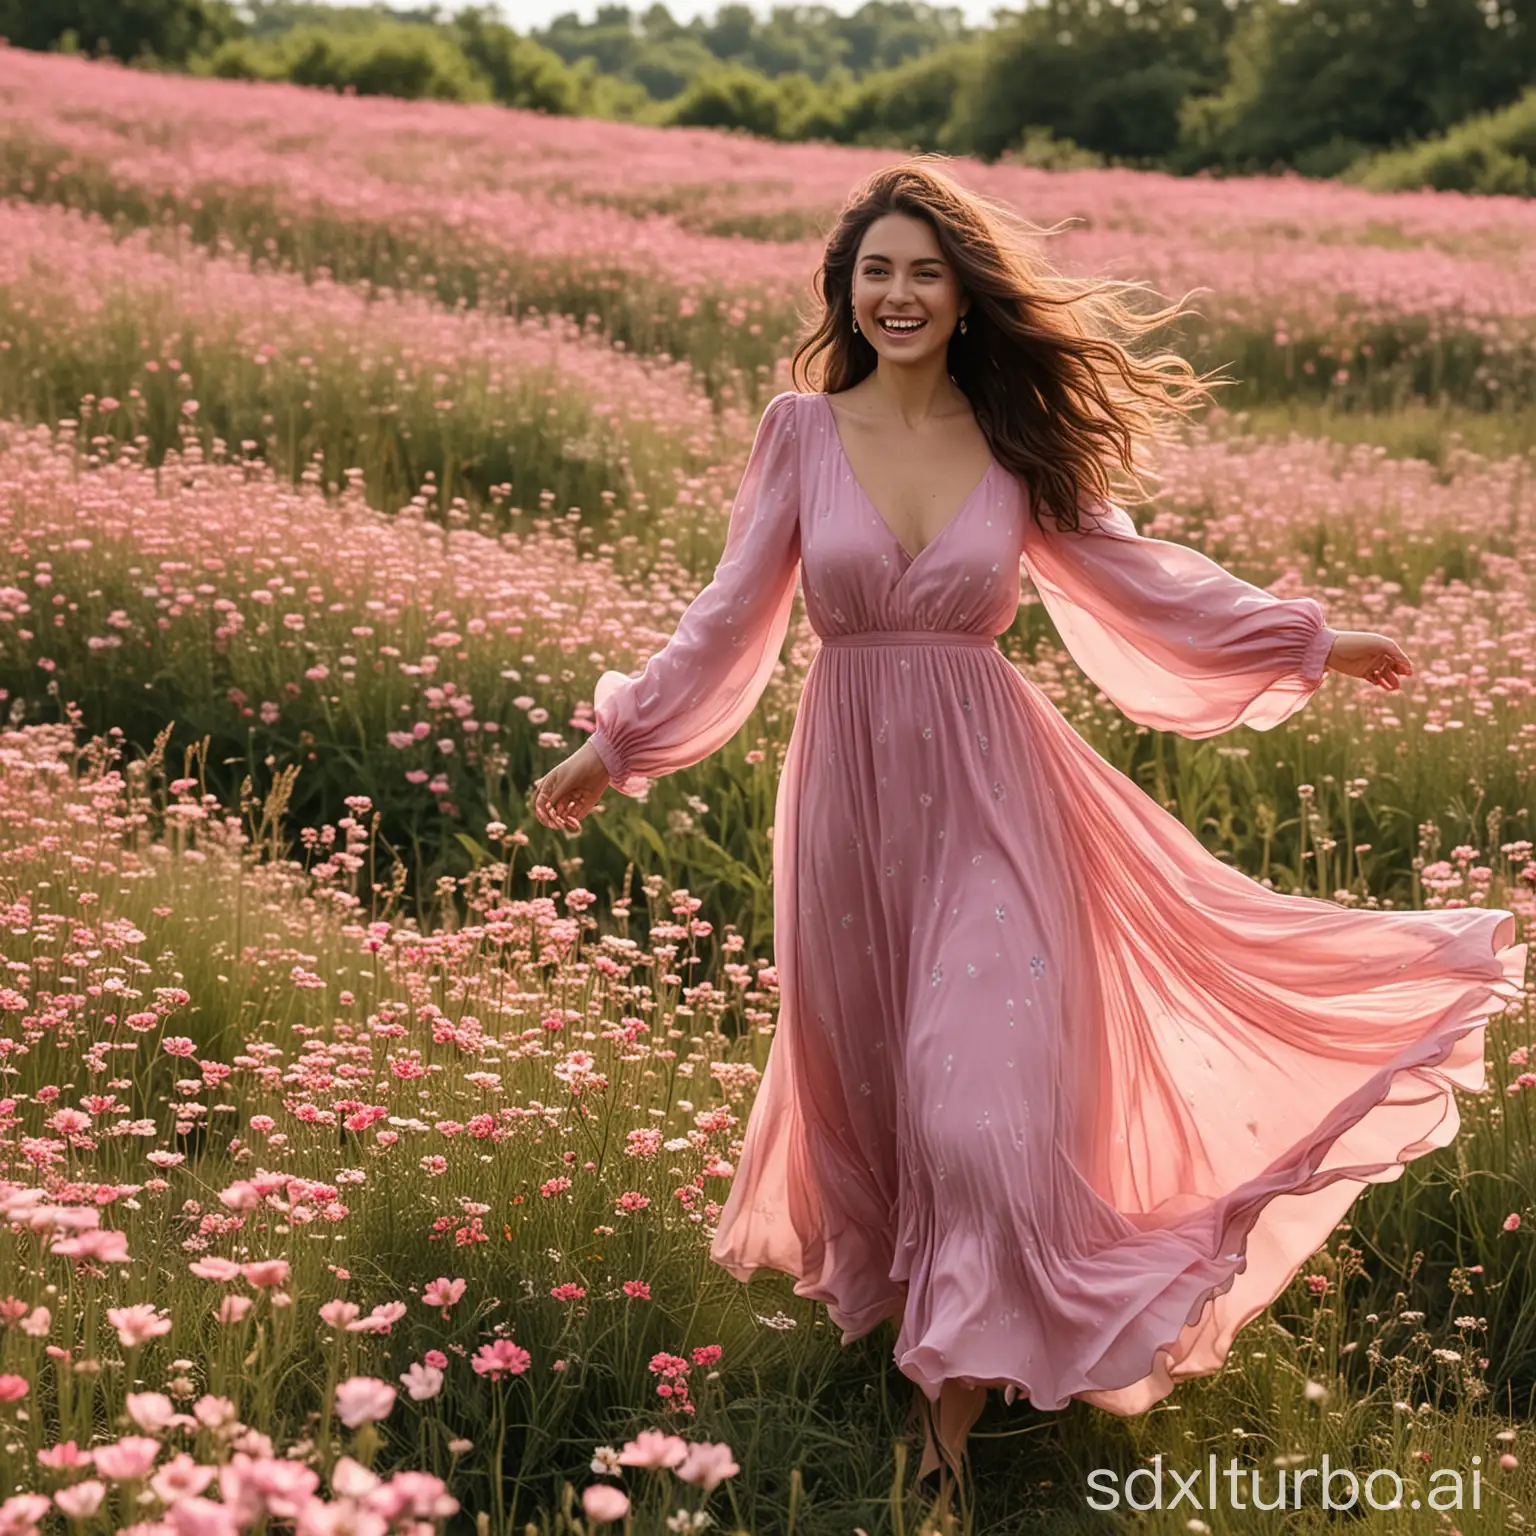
[345,1301,406,1334]
[164,1495,240,1536]
[399,1362,444,1401]
[193,1396,237,1432]
[243,1458,318,1519]
[471,1340,531,1381]
[53,1481,105,1520]
[616,1429,689,1470]
[549,1282,586,1301]
[240,1259,290,1289]
[125,1392,176,1434]
[368,1469,458,1523]
[92,1435,162,1480]
[1504,1213,1522,1232]
[675,1439,740,1494]
[106,1304,172,1348]
[36,1442,91,1470]
[334,1376,395,1428]
[50,1228,130,1263]
[218,1295,254,1324]
[0,1376,27,1402]
[581,1484,630,1524]
[329,1456,379,1499]
[423,1348,448,1369]
[319,1299,360,1329]
[622,1280,651,1300]
[422,1277,465,1315]
[188,1257,242,1282]
[150,1453,218,1503]
[218,1181,262,1211]
[0,1495,51,1534]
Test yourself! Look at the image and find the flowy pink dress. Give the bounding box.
[586,389,1527,1448]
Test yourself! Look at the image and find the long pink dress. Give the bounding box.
[586,389,1527,1439]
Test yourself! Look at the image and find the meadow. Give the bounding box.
[0,43,1533,1536]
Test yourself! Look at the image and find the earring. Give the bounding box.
[851,304,860,335]
[959,316,968,336]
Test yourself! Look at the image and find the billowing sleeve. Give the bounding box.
[587,390,803,797]
[1019,494,1339,738]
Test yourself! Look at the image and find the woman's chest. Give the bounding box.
[798,437,1026,626]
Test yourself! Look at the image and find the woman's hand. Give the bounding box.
[531,741,612,832]
[1324,630,1414,691]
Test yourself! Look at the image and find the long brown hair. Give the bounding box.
[790,154,1230,535]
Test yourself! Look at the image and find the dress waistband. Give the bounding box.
[819,629,1000,649]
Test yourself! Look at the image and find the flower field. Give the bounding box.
[0,42,1533,1536]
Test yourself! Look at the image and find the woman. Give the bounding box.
[530,159,1527,1495]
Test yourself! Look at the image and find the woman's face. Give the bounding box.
[849,212,968,367]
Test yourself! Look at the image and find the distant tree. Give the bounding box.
[664,61,784,136]
[451,6,580,113]
[702,3,756,63]
[631,35,716,100]
[537,6,641,74]
[1348,84,1536,194]
[205,20,490,100]
[639,3,681,42]
[1179,0,1536,177]
[947,0,1241,164]
[836,40,980,149]
[0,0,243,62]
[242,1,442,39]
[534,0,968,87]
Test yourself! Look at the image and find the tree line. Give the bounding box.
[5,0,1536,191]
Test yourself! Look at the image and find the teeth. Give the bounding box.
[880,318,924,331]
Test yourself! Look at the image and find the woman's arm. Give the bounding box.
[1020,494,1341,738]
[589,390,804,796]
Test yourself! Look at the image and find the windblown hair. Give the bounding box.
[790,154,1231,535]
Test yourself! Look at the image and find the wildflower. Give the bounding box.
[319,1300,361,1330]
[675,1440,740,1494]
[125,1392,177,1433]
[240,1259,290,1288]
[91,1436,161,1480]
[150,1454,217,1503]
[50,1228,130,1263]
[399,1362,444,1402]
[422,1277,465,1315]
[0,1376,27,1402]
[346,1301,407,1334]
[188,1257,242,1282]
[334,1376,396,1428]
[581,1485,631,1524]
[52,1482,105,1520]
[471,1340,531,1381]
[617,1430,689,1470]
[106,1304,172,1348]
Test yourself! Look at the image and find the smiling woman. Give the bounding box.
[532,156,1518,1503]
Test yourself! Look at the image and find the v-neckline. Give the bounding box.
[820,392,996,570]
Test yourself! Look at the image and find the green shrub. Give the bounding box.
[199,20,492,102]
[1348,87,1536,195]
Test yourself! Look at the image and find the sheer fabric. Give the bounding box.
[582,390,1526,1460]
